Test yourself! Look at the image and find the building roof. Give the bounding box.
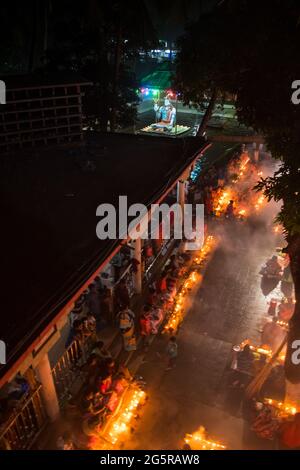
[0,132,206,378]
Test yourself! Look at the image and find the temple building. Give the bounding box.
[0,76,208,449]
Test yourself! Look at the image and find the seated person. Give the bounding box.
[81,354,101,387]
[278,299,294,321]
[261,318,286,353]
[152,99,176,131]
[7,374,30,401]
[98,358,116,380]
[236,344,255,374]
[112,373,128,395]
[95,359,116,395]
[80,388,94,414]
[81,387,106,417]
[264,256,282,277]
[252,404,280,440]
[99,374,113,396]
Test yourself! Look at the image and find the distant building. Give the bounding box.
[0,123,207,449]
[139,40,178,62]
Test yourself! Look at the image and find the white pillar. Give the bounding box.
[36,353,60,422]
[177,180,186,252]
[177,180,185,212]
[134,237,142,294]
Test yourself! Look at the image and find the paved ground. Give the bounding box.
[124,215,283,450]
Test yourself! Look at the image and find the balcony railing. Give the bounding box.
[51,337,93,407]
[0,386,47,450]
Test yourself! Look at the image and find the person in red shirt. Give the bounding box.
[139,306,153,350]
[156,272,167,294]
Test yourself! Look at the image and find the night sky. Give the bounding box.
[145,0,219,41]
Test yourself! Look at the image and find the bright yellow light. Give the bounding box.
[163,237,216,333]
[89,386,147,450]
[184,427,226,450]
[239,339,286,363]
[264,398,299,416]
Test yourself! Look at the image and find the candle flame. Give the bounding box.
[184,427,226,450]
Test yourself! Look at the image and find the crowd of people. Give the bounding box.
[188,158,228,214]
[2,144,298,451]
[187,146,266,222]
[109,242,191,355]
[57,145,299,450]
[60,355,135,449]
[53,242,193,449]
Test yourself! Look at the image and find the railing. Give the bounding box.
[0,386,47,450]
[51,337,93,407]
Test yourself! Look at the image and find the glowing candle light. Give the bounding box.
[264,398,299,416]
[184,427,226,450]
[89,386,147,450]
[163,237,216,333]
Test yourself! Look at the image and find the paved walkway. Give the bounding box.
[124,216,283,450]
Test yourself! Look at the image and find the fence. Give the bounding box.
[51,336,93,407]
[0,386,47,450]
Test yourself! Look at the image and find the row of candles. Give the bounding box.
[90,237,217,449]
[163,236,216,333]
[90,385,147,449]
[184,427,226,450]
[213,155,267,218]
[238,339,286,363]
[264,398,299,417]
